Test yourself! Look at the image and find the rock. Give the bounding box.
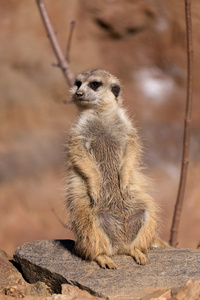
[0,296,46,300]
[141,289,171,300]
[61,284,103,299]
[171,280,200,300]
[44,284,104,300]
[14,240,200,300]
[0,248,51,298]
[83,0,159,39]
[141,280,200,300]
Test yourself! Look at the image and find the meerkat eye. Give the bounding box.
[75,80,82,88]
[89,81,103,91]
[111,84,120,98]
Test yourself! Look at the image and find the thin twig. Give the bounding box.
[66,21,76,63]
[51,208,70,230]
[36,0,75,87]
[63,99,73,104]
[169,0,193,247]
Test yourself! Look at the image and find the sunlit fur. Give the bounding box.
[65,69,158,269]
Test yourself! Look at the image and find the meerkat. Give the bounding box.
[65,69,158,269]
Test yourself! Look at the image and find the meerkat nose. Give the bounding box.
[76,91,85,100]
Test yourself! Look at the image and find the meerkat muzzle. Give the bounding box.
[75,91,85,100]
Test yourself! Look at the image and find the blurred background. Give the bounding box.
[0,0,200,256]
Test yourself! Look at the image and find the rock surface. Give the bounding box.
[0,248,102,300]
[171,280,200,300]
[14,240,200,300]
[0,249,51,298]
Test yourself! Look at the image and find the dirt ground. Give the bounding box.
[0,0,200,256]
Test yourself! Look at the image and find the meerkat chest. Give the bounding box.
[90,132,120,165]
[82,118,127,166]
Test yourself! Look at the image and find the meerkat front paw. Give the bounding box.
[89,188,100,206]
[95,254,117,269]
[120,185,130,200]
[119,178,131,200]
[130,248,147,265]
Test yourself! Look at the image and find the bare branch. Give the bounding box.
[169,0,193,247]
[63,99,74,104]
[66,21,76,63]
[51,207,70,230]
[36,0,75,87]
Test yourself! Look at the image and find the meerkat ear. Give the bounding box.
[111,85,120,98]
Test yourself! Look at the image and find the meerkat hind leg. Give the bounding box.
[129,248,147,265]
[95,254,117,269]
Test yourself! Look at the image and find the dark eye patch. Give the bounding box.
[89,81,103,91]
[111,85,120,98]
[75,80,82,88]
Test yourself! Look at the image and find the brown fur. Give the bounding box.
[65,69,158,269]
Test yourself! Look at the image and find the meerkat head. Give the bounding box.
[70,69,122,110]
